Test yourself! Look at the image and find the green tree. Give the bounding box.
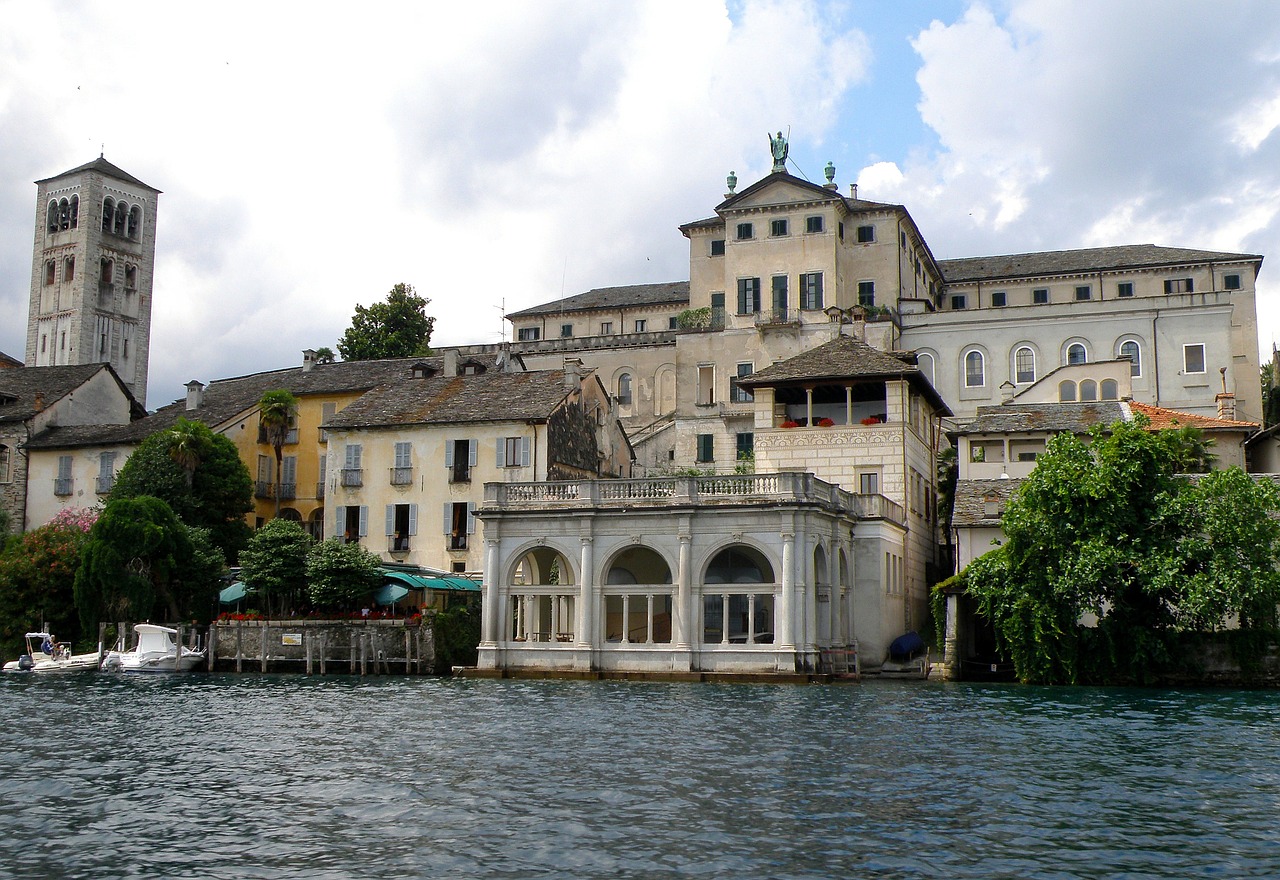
[240,519,313,615]
[305,538,381,611]
[1262,361,1280,429]
[313,347,336,365]
[258,389,299,518]
[166,417,211,487]
[112,422,254,562]
[0,508,96,656]
[337,283,435,361]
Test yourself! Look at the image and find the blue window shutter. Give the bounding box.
[408,504,418,536]
[445,441,454,468]
[468,439,477,467]
[385,505,395,536]
[496,439,506,468]
[334,505,344,538]
[466,502,476,534]
[358,506,368,537]
[442,502,452,534]
[520,437,531,467]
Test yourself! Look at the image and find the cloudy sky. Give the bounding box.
[2,0,1279,407]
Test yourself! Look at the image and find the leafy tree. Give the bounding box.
[337,283,435,361]
[166,417,211,487]
[1263,361,1280,429]
[112,422,253,562]
[240,519,313,615]
[305,539,381,610]
[258,389,299,518]
[0,508,96,656]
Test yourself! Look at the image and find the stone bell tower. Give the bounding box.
[25,156,160,407]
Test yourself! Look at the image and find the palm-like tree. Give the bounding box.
[166,418,209,487]
[258,390,299,518]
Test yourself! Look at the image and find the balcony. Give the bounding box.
[277,482,297,500]
[449,534,469,551]
[54,478,73,496]
[95,476,114,495]
[316,481,326,500]
[755,308,800,326]
[450,465,472,484]
[254,481,273,499]
[258,426,299,445]
[389,536,411,554]
[390,467,414,486]
[340,468,363,488]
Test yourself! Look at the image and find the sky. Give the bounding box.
[2,0,1280,408]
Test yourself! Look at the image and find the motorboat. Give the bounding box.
[2,631,100,673]
[100,624,205,673]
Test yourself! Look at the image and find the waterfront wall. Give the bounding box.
[210,619,434,675]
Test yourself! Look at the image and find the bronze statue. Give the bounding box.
[769,131,788,172]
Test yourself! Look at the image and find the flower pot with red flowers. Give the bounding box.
[780,420,799,428]
[817,417,835,427]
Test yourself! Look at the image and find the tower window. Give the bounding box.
[64,256,74,281]
[44,261,56,286]
[125,264,137,290]
[128,205,141,240]
[47,201,58,233]
[710,239,725,256]
[1224,274,1241,290]
[101,197,114,232]
[858,281,875,307]
[113,202,127,236]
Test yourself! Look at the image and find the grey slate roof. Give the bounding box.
[940,244,1263,284]
[324,368,577,429]
[952,478,1024,527]
[507,282,689,319]
[738,334,952,415]
[955,402,1129,436]
[36,156,160,192]
[0,351,22,369]
[0,364,133,426]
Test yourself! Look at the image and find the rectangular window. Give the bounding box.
[800,272,823,310]
[1117,282,1134,298]
[65,256,75,281]
[838,222,845,241]
[1032,288,1049,304]
[737,278,761,314]
[560,323,573,338]
[736,432,754,460]
[45,261,55,286]
[447,438,476,483]
[1184,343,1206,374]
[856,224,875,243]
[805,216,824,233]
[391,441,413,485]
[1164,278,1194,294]
[341,443,363,487]
[668,316,678,329]
[1224,274,1241,290]
[697,364,715,405]
[950,294,966,310]
[736,222,753,240]
[633,319,647,333]
[1075,285,1091,301]
[731,363,754,403]
[859,472,879,495]
[771,275,788,314]
[319,402,336,443]
[991,290,1007,307]
[387,503,417,553]
[124,264,136,290]
[858,281,875,308]
[498,436,530,468]
[445,502,474,550]
[96,451,117,494]
[696,434,714,463]
[770,218,788,237]
[710,238,725,256]
[517,327,540,341]
[600,321,613,335]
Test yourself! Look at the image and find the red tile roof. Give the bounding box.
[1128,401,1257,431]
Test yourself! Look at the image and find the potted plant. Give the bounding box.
[780,420,799,428]
[817,417,835,427]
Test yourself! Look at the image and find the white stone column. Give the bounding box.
[478,536,502,669]
[675,533,692,649]
[577,536,594,651]
[845,385,853,425]
[778,530,796,652]
[805,387,814,426]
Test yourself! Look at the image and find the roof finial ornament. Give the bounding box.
[726,170,737,194]
[768,129,789,173]
[824,161,836,184]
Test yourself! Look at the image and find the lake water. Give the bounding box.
[2,674,1279,879]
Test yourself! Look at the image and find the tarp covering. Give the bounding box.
[379,570,481,593]
[219,582,248,604]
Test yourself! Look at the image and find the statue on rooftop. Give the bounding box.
[769,131,788,172]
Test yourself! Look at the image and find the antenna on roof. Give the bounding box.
[495,298,507,344]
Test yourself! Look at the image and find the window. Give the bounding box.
[113,201,126,236]
[1164,278,1194,294]
[1224,274,1241,290]
[1120,340,1141,377]
[838,222,845,241]
[710,239,725,256]
[1059,380,1077,402]
[54,455,73,496]
[280,456,297,499]
[950,295,967,310]
[445,502,474,550]
[737,278,761,314]
[499,436,530,468]
[633,319,647,333]
[1015,347,1035,384]
[617,373,633,406]
[770,218,788,237]
[1075,285,1092,301]
[517,327,540,341]
[695,434,714,463]
[858,281,875,308]
[560,324,573,338]
[736,432,754,460]
[44,261,55,286]
[731,363,754,403]
[387,503,417,553]
[1117,282,1134,298]
[100,258,113,286]
[64,256,75,282]
[1079,379,1098,402]
[736,222,753,240]
[127,205,141,239]
[697,364,715,405]
[600,321,613,335]
[800,272,823,310]
[901,230,907,249]
[391,441,413,485]
[1101,379,1119,400]
[447,438,477,482]
[805,216,824,234]
[1066,344,1087,365]
[964,350,985,387]
[669,316,678,330]
[917,352,935,386]
[47,201,58,233]
[1184,343,1206,374]
[859,472,879,495]
[319,402,336,442]
[991,290,1006,307]
[771,276,788,314]
[341,444,363,487]
[1032,288,1049,304]
[336,505,368,543]
[856,224,875,243]
[96,451,117,494]
[101,197,114,232]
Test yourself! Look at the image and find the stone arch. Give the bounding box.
[603,545,674,643]
[506,542,579,644]
[655,363,676,415]
[508,543,578,587]
[701,543,776,645]
[605,545,673,585]
[915,350,936,387]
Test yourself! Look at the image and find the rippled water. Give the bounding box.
[2,675,1279,879]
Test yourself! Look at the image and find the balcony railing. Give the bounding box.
[255,481,273,499]
[389,536,411,554]
[450,466,472,484]
[277,482,297,500]
[340,468,363,487]
[316,481,326,500]
[449,535,469,550]
[95,476,114,495]
[54,478,73,496]
[390,467,414,486]
[258,426,299,445]
[755,307,800,326]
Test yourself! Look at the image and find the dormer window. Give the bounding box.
[460,361,486,375]
[410,362,437,379]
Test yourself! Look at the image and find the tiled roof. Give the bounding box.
[952,478,1023,527]
[324,368,578,429]
[940,244,1262,284]
[739,333,951,415]
[507,282,689,319]
[0,364,127,426]
[956,402,1129,436]
[36,156,159,192]
[0,351,22,368]
[1128,401,1257,431]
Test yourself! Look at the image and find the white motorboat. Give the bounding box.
[2,632,100,673]
[100,624,205,673]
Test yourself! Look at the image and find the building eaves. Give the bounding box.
[507,282,690,320]
[36,156,160,193]
[953,478,1023,526]
[1128,401,1258,432]
[940,244,1264,284]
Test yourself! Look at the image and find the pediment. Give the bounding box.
[718,172,842,214]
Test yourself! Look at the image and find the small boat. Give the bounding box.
[2,632,100,673]
[100,624,205,673]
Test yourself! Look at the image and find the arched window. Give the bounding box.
[1100,379,1119,400]
[100,258,114,286]
[113,202,127,236]
[1119,340,1140,377]
[1079,379,1098,401]
[916,352,935,386]
[617,373,632,406]
[58,198,71,231]
[70,194,79,228]
[64,256,74,281]
[46,201,58,233]
[128,205,141,239]
[101,197,115,232]
[604,547,674,645]
[1067,343,1087,365]
[1014,346,1035,384]
[0,443,10,482]
[964,350,985,388]
[44,260,56,286]
[1059,380,1077,402]
[703,545,775,645]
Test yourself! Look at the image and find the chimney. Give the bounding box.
[302,349,317,373]
[185,380,205,411]
[443,349,459,377]
[849,183,859,200]
[1000,381,1016,403]
[1216,392,1236,421]
[563,357,584,389]
[33,392,45,412]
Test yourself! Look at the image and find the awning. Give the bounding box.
[219,581,248,604]
[379,570,482,593]
[373,583,410,605]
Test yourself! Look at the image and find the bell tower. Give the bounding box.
[25,156,160,407]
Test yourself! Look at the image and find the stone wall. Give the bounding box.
[211,618,434,674]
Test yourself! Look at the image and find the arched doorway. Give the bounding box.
[604,546,673,643]
[702,545,775,644]
[508,547,576,643]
